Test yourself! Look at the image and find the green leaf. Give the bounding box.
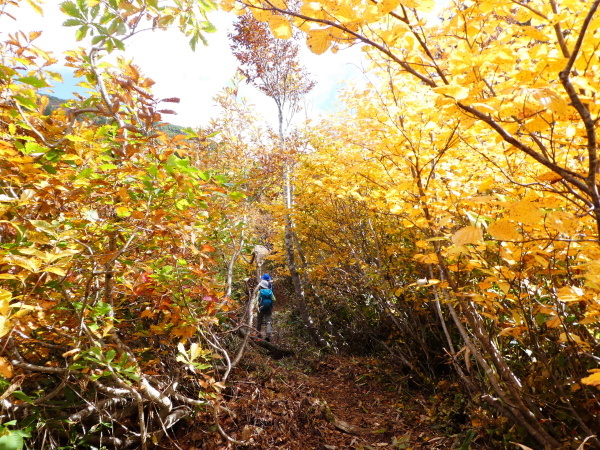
[113,38,125,51]
[203,22,217,33]
[189,34,199,51]
[65,134,86,142]
[99,13,112,25]
[90,3,100,19]
[42,164,57,174]
[0,432,25,450]
[99,163,117,171]
[92,302,111,316]
[24,142,48,155]
[175,199,190,210]
[17,76,47,88]
[68,363,87,370]
[147,165,158,177]
[12,95,37,111]
[105,349,116,364]
[75,26,89,41]
[76,167,93,179]
[11,391,33,404]
[45,149,63,162]
[60,1,82,19]
[63,18,83,27]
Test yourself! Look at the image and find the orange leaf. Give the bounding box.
[0,356,13,378]
[581,370,600,387]
[201,244,216,252]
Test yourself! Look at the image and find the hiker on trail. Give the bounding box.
[256,279,275,342]
[261,273,273,289]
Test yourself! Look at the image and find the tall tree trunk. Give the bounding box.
[282,163,325,346]
[284,213,325,346]
[225,216,246,298]
[276,87,325,345]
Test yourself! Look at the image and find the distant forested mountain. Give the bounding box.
[43,95,188,137]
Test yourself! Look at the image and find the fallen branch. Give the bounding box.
[213,401,249,445]
[238,328,295,357]
[313,398,383,436]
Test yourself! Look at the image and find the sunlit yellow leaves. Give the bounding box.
[570,76,600,95]
[377,0,399,15]
[329,3,358,23]
[452,226,483,245]
[0,289,13,338]
[522,26,549,42]
[581,370,600,388]
[488,219,522,241]
[1,254,42,273]
[269,0,289,9]
[556,286,585,302]
[306,28,331,54]
[414,253,438,264]
[509,87,570,118]
[400,0,434,12]
[433,84,469,101]
[299,1,328,21]
[26,230,51,244]
[582,260,600,286]
[0,244,78,278]
[545,211,579,235]
[507,201,542,226]
[478,177,495,192]
[498,324,531,340]
[0,289,12,315]
[269,15,292,39]
[115,205,132,218]
[531,88,569,116]
[559,332,589,348]
[415,240,429,249]
[544,316,562,328]
[536,171,562,183]
[223,0,247,15]
[251,7,271,22]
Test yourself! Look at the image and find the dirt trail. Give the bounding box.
[178,351,463,449]
[297,355,457,449]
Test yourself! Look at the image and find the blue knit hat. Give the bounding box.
[261,274,271,281]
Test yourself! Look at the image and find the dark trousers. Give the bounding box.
[257,308,272,337]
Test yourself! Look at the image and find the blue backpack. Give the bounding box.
[258,288,274,312]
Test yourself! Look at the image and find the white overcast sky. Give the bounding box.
[1,3,368,128]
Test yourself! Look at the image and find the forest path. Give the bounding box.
[178,349,470,449]
[296,354,458,449]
